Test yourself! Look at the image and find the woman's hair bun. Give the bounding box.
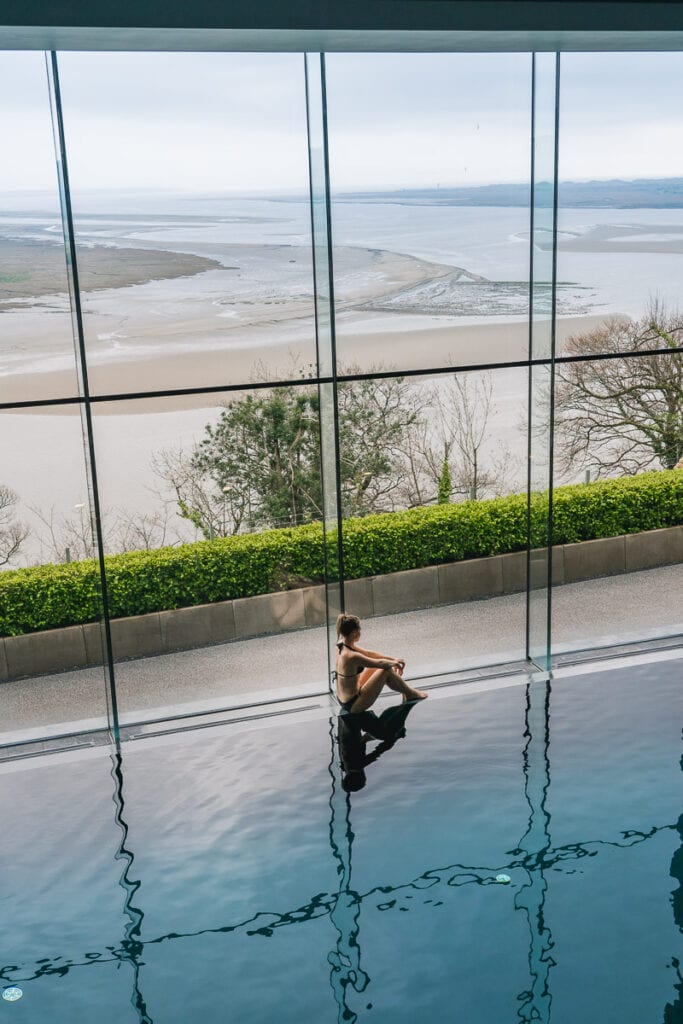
[336,612,360,638]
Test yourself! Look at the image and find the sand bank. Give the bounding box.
[0,238,221,305]
[551,222,683,254]
[0,236,610,407]
[3,314,609,413]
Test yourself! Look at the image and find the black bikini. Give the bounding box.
[335,641,363,710]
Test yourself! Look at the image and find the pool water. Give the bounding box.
[1,656,681,1023]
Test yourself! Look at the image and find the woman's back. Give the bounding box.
[335,641,362,700]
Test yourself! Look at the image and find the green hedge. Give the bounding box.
[1,471,681,637]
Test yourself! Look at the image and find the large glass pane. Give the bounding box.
[0,405,110,743]
[318,379,344,685]
[338,366,528,682]
[325,53,533,375]
[555,51,683,657]
[55,52,315,395]
[305,54,344,684]
[551,350,683,654]
[527,52,559,671]
[0,52,79,404]
[91,386,328,724]
[558,52,683,355]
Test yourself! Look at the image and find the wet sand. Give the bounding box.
[0,237,609,409]
[552,222,683,254]
[4,314,609,413]
[0,238,221,304]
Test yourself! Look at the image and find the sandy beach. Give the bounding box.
[1,313,610,412]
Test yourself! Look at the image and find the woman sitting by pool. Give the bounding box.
[334,613,428,713]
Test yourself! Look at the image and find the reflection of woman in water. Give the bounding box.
[334,613,428,712]
[337,698,420,792]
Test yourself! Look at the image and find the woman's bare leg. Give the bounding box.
[382,668,428,703]
[357,667,376,688]
[350,669,427,713]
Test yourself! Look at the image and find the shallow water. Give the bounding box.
[1,656,681,1022]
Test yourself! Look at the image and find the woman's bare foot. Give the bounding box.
[403,688,428,702]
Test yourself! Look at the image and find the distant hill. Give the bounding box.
[337,178,683,208]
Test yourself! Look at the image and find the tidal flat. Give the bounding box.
[0,235,597,405]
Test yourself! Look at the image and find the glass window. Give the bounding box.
[55,52,315,396]
[325,53,532,374]
[0,405,110,741]
[5,45,679,746]
[339,367,529,679]
[0,52,78,404]
[558,52,683,354]
[551,349,682,654]
[90,385,328,722]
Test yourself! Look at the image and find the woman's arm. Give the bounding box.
[354,651,402,670]
[355,644,405,668]
[355,644,396,660]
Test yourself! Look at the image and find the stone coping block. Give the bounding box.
[528,546,565,587]
[110,614,162,661]
[4,624,87,679]
[2,527,680,682]
[233,588,306,639]
[372,565,438,616]
[438,557,502,603]
[625,525,683,571]
[500,551,527,594]
[551,546,565,586]
[83,622,106,666]
[563,535,625,583]
[344,578,374,619]
[159,602,235,652]
[0,640,9,683]
[303,585,326,628]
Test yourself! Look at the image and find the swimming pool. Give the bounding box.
[1,654,681,1023]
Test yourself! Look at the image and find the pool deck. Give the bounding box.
[1,564,681,742]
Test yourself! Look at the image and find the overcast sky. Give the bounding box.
[1,50,683,195]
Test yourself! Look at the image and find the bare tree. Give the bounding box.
[0,484,29,566]
[113,506,174,552]
[447,373,494,498]
[29,502,101,562]
[336,373,424,515]
[555,305,683,476]
[399,372,521,505]
[396,406,438,508]
[29,498,184,561]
